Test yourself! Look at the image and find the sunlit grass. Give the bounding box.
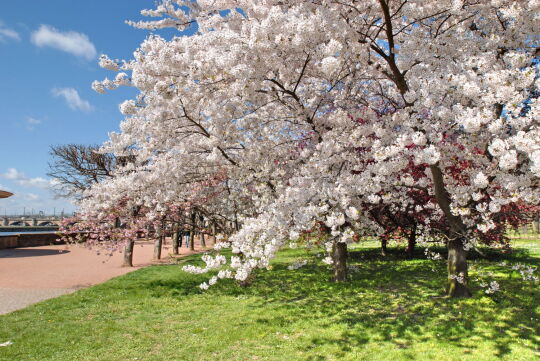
[0,237,538,361]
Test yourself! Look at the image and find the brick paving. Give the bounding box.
[0,239,206,314]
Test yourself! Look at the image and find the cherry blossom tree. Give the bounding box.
[81,0,539,297]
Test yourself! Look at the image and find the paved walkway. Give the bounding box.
[0,239,207,314]
[0,288,78,315]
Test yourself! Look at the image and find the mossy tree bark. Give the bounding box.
[332,241,348,282]
[381,238,388,256]
[122,205,141,266]
[153,225,163,260]
[201,232,206,248]
[406,223,417,258]
[189,213,196,251]
[122,239,135,267]
[189,230,195,251]
[446,239,472,297]
[532,220,539,233]
[430,164,472,298]
[211,223,217,245]
[179,229,184,248]
[172,226,180,255]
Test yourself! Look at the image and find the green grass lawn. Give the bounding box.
[1,237,539,361]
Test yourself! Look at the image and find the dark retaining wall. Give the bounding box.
[0,226,59,233]
[0,236,18,249]
[0,233,64,249]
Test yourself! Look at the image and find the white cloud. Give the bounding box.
[25,116,42,131]
[0,191,76,216]
[3,168,24,180]
[22,177,52,188]
[1,168,54,189]
[52,87,93,112]
[31,24,96,60]
[0,172,75,216]
[27,117,41,125]
[23,193,39,201]
[0,28,20,42]
[0,21,20,42]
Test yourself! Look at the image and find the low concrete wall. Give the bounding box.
[0,233,64,249]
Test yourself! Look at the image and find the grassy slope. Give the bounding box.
[0,238,539,361]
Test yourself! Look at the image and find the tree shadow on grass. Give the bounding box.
[216,247,539,358]
[94,248,540,359]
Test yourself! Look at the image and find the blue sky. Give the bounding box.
[0,1,171,216]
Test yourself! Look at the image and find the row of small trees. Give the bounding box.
[48,144,232,266]
[56,0,539,297]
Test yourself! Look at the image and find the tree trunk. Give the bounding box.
[153,228,163,260]
[172,229,180,255]
[122,239,135,267]
[446,239,472,298]
[179,230,183,248]
[406,236,415,258]
[189,231,195,251]
[332,242,348,282]
[201,232,206,248]
[189,212,196,251]
[430,164,472,298]
[381,238,387,256]
[406,225,417,258]
[532,220,539,234]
